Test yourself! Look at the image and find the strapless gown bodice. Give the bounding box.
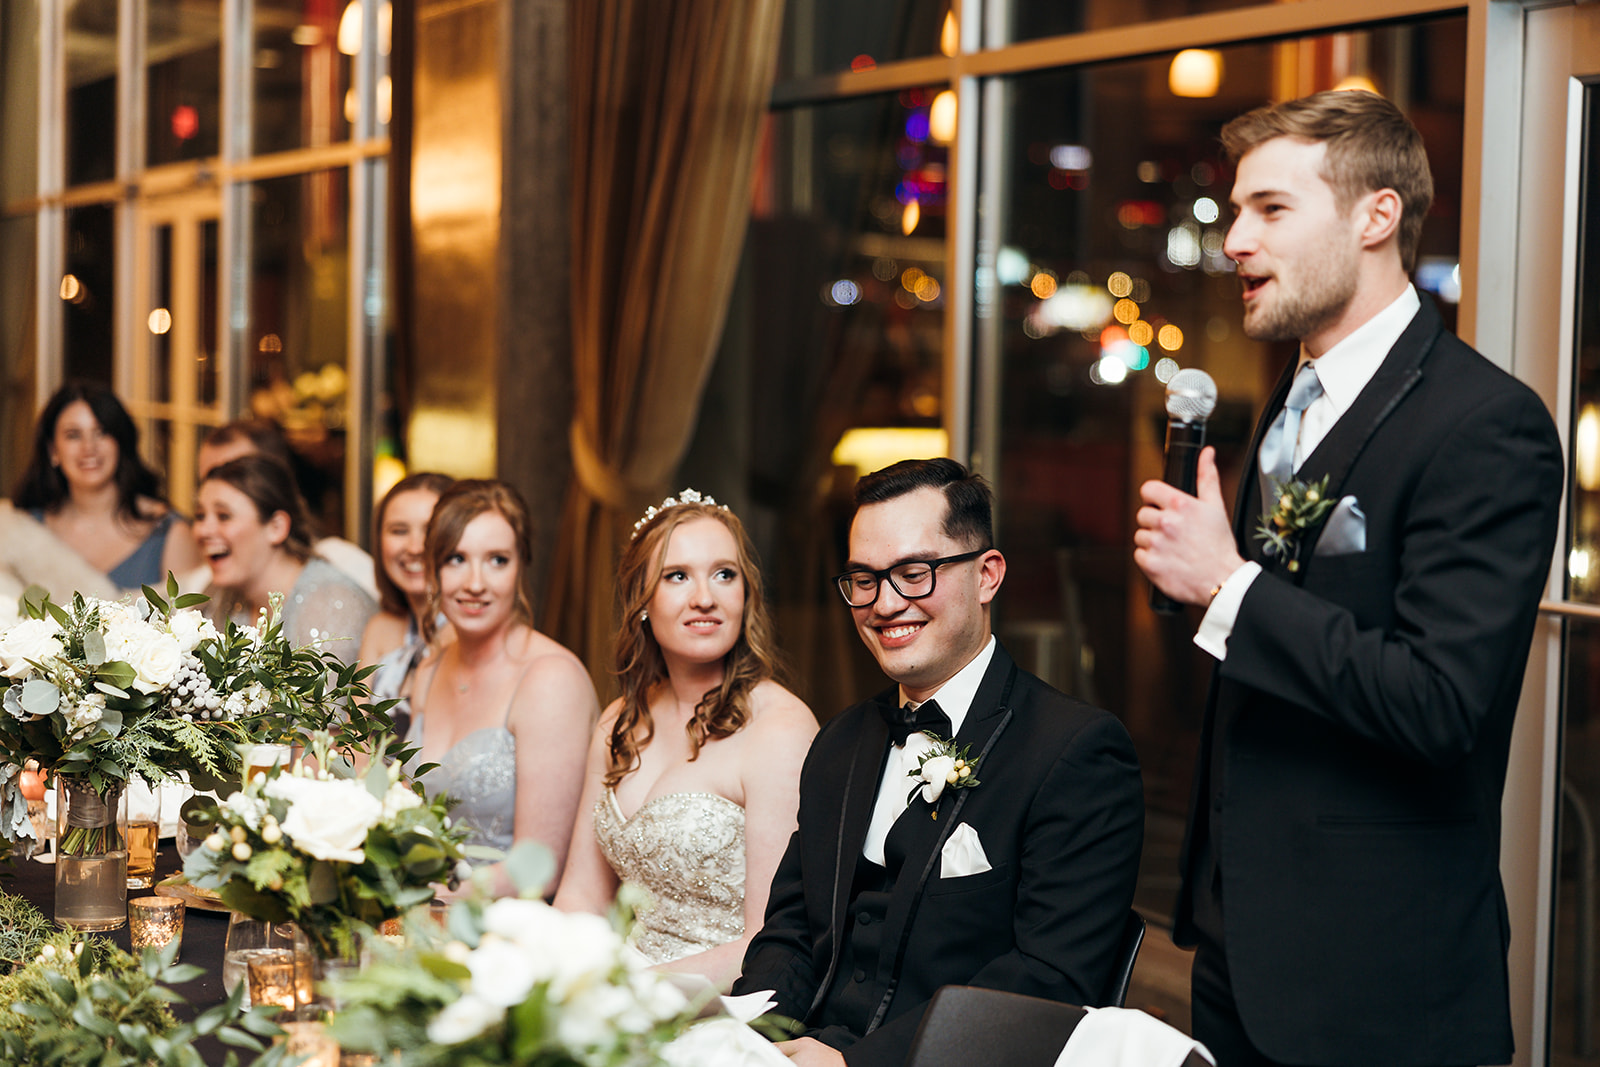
[593,789,745,964]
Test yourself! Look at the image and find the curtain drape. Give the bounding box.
[545,0,786,686]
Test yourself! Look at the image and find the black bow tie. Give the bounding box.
[882,698,953,747]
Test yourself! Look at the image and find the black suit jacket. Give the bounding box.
[736,644,1144,1067]
[1174,296,1563,1066]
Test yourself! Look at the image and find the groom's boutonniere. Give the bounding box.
[907,733,980,817]
[1255,474,1337,573]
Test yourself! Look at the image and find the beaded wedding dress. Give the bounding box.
[593,789,745,964]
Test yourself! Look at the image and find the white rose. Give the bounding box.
[381,781,423,821]
[917,755,956,804]
[0,618,64,679]
[166,609,218,653]
[557,983,641,1048]
[630,970,690,1023]
[67,693,105,735]
[265,775,384,862]
[544,911,624,998]
[466,936,542,1008]
[426,993,502,1045]
[124,629,184,694]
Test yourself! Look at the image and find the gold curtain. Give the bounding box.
[546,0,786,688]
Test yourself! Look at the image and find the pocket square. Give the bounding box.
[1313,495,1365,557]
[940,822,992,878]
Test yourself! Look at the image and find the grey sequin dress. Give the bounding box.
[593,789,745,963]
[210,557,377,657]
[404,719,516,853]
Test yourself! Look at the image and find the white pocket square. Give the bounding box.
[1313,495,1366,557]
[940,822,992,878]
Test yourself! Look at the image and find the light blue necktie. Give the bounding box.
[1259,362,1323,496]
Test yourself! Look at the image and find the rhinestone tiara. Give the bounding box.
[631,488,727,539]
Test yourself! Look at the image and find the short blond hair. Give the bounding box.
[1221,90,1435,271]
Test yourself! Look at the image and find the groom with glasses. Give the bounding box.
[734,457,1144,1067]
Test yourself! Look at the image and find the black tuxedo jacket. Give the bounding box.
[1174,296,1564,1066]
[735,644,1143,1067]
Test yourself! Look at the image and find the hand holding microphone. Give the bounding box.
[1148,368,1218,614]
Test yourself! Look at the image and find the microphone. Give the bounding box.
[1150,368,1219,615]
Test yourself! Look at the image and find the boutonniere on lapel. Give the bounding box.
[907,733,981,819]
[1256,474,1337,573]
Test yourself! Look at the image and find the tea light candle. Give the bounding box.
[247,949,299,1012]
[278,1022,339,1067]
[127,896,185,958]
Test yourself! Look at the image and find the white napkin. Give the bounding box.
[719,990,778,1024]
[1054,1006,1215,1067]
[939,822,992,878]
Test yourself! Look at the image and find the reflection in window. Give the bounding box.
[147,0,221,166]
[249,170,351,536]
[980,19,1465,918]
[253,0,353,155]
[680,89,951,712]
[65,0,117,186]
[779,0,949,80]
[63,204,116,385]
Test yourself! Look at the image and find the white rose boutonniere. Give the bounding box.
[265,773,385,862]
[907,732,981,812]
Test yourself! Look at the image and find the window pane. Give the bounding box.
[199,219,219,406]
[248,170,351,537]
[779,0,948,80]
[66,0,118,186]
[148,225,174,404]
[1556,616,1600,1063]
[4,0,40,202]
[678,90,950,713]
[980,18,1465,919]
[1566,84,1600,606]
[252,0,351,156]
[63,204,117,385]
[147,0,221,166]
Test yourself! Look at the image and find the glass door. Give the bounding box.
[126,193,223,517]
[1518,5,1600,1064]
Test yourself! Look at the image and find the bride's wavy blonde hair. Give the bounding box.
[605,501,782,788]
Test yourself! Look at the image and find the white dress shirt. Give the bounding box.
[1194,285,1420,661]
[861,635,997,866]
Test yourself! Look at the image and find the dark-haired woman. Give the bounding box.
[195,455,375,653]
[13,383,202,590]
[404,480,598,881]
[359,472,454,735]
[553,491,815,986]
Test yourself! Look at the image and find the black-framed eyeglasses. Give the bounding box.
[833,548,990,608]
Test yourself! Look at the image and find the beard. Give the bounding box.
[1241,243,1360,343]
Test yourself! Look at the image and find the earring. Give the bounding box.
[639,609,649,622]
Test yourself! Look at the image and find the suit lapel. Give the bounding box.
[819,693,893,977]
[1242,297,1442,573]
[872,649,1019,1028]
[1238,359,1298,558]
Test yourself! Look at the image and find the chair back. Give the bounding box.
[906,986,1087,1067]
[1097,909,1146,1007]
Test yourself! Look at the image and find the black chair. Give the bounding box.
[1097,909,1146,1008]
[906,986,1088,1067]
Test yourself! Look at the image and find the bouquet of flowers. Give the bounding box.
[181,734,472,962]
[0,578,401,851]
[326,879,703,1067]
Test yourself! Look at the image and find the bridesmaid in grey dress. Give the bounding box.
[553,491,816,987]
[403,481,598,887]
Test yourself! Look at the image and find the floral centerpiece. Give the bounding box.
[181,734,472,964]
[0,577,403,929]
[326,875,706,1067]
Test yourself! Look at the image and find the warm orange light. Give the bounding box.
[928,91,957,144]
[1113,299,1140,325]
[1157,324,1184,351]
[902,200,921,235]
[901,267,926,292]
[915,276,941,302]
[1169,50,1223,98]
[1128,320,1154,347]
[940,11,959,56]
[1107,272,1133,298]
[1333,75,1379,94]
[1030,273,1058,300]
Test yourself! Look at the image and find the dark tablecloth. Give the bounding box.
[1,843,233,1061]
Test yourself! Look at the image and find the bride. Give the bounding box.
[554,490,815,987]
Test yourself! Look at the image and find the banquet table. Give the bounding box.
[1,843,236,1063]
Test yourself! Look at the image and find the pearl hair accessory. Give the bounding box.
[630,488,727,540]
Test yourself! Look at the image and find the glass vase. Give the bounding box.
[223,913,301,1009]
[53,774,128,930]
